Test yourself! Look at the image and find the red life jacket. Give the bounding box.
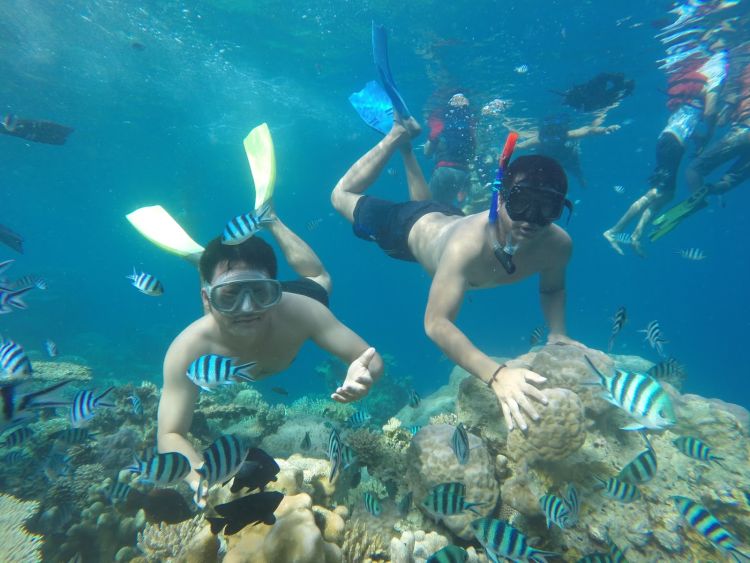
[667,57,708,112]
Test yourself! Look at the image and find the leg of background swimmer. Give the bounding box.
[686,127,747,192]
[331,119,420,222]
[630,189,673,255]
[710,153,750,195]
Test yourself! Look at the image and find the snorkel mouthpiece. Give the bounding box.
[489,132,519,274]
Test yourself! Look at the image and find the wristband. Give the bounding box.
[487,364,507,387]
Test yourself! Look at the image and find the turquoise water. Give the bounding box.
[1,1,748,408]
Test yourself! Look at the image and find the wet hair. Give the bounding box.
[199,236,278,283]
[503,154,568,196]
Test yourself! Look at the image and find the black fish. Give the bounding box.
[1,379,72,424]
[0,224,23,253]
[557,72,635,112]
[1,115,74,145]
[270,387,288,396]
[229,448,280,493]
[300,431,311,451]
[208,491,284,535]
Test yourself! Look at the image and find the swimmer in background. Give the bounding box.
[513,112,621,189]
[423,92,477,207]
[604,28,729,255]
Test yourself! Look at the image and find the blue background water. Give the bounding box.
[1,1,747,408]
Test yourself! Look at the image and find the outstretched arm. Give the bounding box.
[514,132,540,150]
[424,244,548,431]
[157,336,204,504]
[265,208,331,293]
[569,112,620,139]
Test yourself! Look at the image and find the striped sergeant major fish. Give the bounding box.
[128,394,143,416]
[530,326,545,346]
[346,409,371,428]
[4,451,26,464]
[0,286,35,314]
[398,492,412,516]
[11,275,47,290]
[51,428,97,446]
[0,339,32,377]
[128,451,191,485]
[2,425,33,447]
[327,427,342,484]
[409,425,422,436]
[678,247,706,261]
[672,496,750,562]
[341,444,357,470]
[594,476,641,503]
[608,306,627,352]
[127,268,164,296]
[539,484,578,529]
[426,545,468,563]
[221,202,275,245]
[451,423,469,465]
[647,357,684,381]
[421,487,482,517]
[618,432,658,484]
[576,538,627,563]
[639,320,667,358]
[196,434,250,503]
[0,260,13,275]
[672,436,726,468]
[70,387,115,428]
[409,388,421,408]
[471,518,558,563]
[0,378,72,428]
[186,354,256,391]
[44,339,58,358]
[584,356,676,431]
[363,492,381,516]
[106,480,132,504]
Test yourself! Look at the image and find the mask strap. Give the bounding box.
[563,198,574,225]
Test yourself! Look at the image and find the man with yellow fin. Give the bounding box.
[128,123,383,507]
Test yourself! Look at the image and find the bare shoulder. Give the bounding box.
[165,316,214,367]
[444,215,486,259]
[541,225,573,264]
[275,292,335,330]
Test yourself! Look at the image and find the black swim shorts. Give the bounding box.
[281,278,329,308]
[352,196,464,262]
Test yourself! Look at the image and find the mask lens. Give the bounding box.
[506,185,564,224]
[209,279,282,313]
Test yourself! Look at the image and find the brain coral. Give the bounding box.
[506,387,586,464]
[405,424,498,539]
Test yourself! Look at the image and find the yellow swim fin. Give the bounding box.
[126,206,204,266]
[243,123,277,210]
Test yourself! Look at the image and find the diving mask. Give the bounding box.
[504,183,571,225]
[206,272,282,315]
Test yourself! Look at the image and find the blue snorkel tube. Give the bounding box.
[489,131,519,274]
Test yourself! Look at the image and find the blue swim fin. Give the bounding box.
[349,80,394,135]
[372,22,411,118]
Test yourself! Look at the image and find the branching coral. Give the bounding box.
[341,519,388,563]
[0,493,43,563]
[429,412,458,426]
[136,515,207,561]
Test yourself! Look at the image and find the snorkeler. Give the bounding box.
[331,112,578,432]
[0,115,74,145]
[514,112,620,188]
[556,72,635,113]
[604,28,729,255]
[423,92,477,207]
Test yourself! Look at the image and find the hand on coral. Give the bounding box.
[332,347,376,403]
[490,366,548,432]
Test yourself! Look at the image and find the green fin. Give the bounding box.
[243,123,277,211]
[126,206,204,265]
[649,187,709,242]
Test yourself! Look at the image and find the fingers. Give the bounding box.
[357,347,376,368]
[523,371,547,384]
[500,401,514,432]
[516,394,540,422]
[507,398,528,431]
[522,383,548,405]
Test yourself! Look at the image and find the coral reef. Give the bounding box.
[406,424,499,539]
[32,359,93,382]
[390,529,486,563]
[0,493,43,563]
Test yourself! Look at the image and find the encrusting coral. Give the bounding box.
[135,515,216,563]
[341,519,389,563]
